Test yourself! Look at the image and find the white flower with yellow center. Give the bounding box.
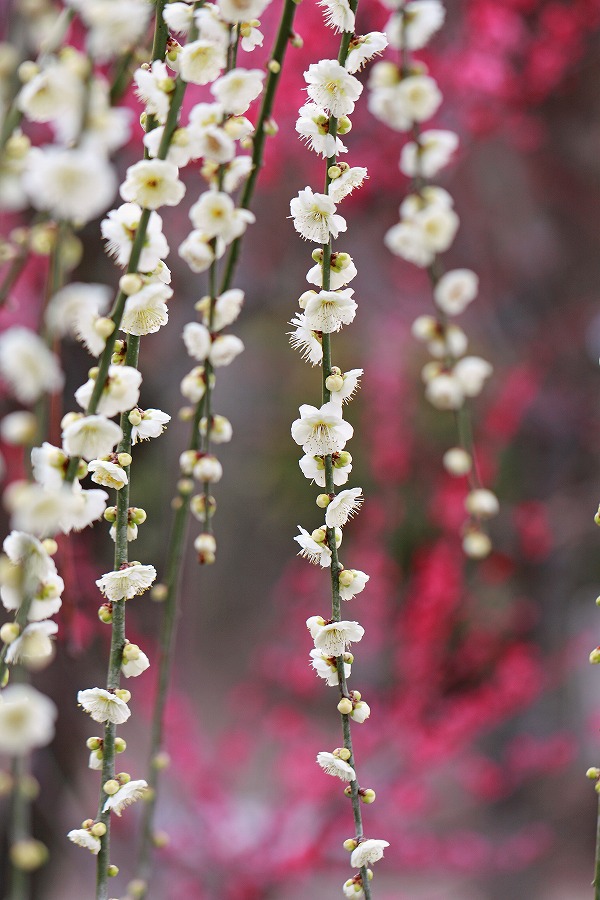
[209,334,244,367]
[400,129,458,178]
[134,60,173,124]
[77,688,131,724]
[328,166,368,204]
[62,415,123,461]
[386,0,445,50]
[453,356,493,397]
[303,288,357,333]
[288,314,323,366]
[163,1,194,33]
[295,526,334,567]
[121,282,171,336]
[179,231,215,273]
[7,483,80,538]
[120,159,185,210]
[295,102,348,158]
[189,190,255,243]
[291,401,353,455]
[434,268,478,316]
[5,621,57,668]
[60,485,108,534]
[345,31,388,73]
[338,568,369,601]
[23,146,117,223]
[290,186,347,243]
[306,252,357,289]
[305,60,363,117]
[310,648,351,686]
[318,0,355,32]
[183,322,211,361]
[316,751,356,781]
[312,619,364,657]
[96,563,156,602]
[217,0,271,23]
[75,366,142,419]
[211,68,265,116]
[0,684,57,755]
[179,39,227,86]
[130,408,171,444]
[101,202,169,271]
[121,642,151,678]
[46,283,112,348]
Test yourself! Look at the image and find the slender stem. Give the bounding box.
[133,4,299,890]
[218,0,297,294]
[8,755,31,900]
[595,792,600,900]
[0,245,28,308]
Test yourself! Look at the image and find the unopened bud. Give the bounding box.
[316,493,330,508]
[338,747,351,761]
[152,751,170,770]
[337,697,353,715]
[130,507,147,525]
[263,116,278,134]
[116,772,131,784]
[587,767,600,780]
[311,248,324,263]
[268,59,280,74]
[98,604,113,624]
[10,839,48,871]
[290,32,303,47]
[115,688,131,703]
[119,273,143,296]
[94,317,115,339]
[114,737,127,753]
[311,527,326,544]
[360,789,376,803]
[343,838,358,852]
[328,165,342,180]
[86,737,102,751]
[18,60,39,83]
[443,447,472,477]
[178,405,194,421]
[151,583,168,602]
[91,822,107,837]
[0,623,20,644]
[590,648,600,665]
[103,779,120,796]
[325,373,344,392]
[107,864,119,877]
[117,452,132,467]
[177,478,195,495]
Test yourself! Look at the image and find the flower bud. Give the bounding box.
[465,489,499,520]
[337,697,353,715]
[178,405,194,421]
[94,317,115,339]
[103,779,120,795]
[337,115,352,135]
[587,768,600,780]
[82,819,94,830]
[291,32,303,47]
[107,864,119,877]
[311,527,326,544]
[98,603,113,624]
[114,737,127,753]
[153,830,170,848]
[10,839,48,871]
[328,165,342,180]
[115,688,131,703]
[316,493,330,508]
[325,373,344,392]
[191,494,217,520]
[18,60,39,83]
[360,789,376,803]
[116,772,131,784]
[104,506,117,523]
[91,822,107,837]
[311,248,324,263]
[343,838,358,851]
[443,447,472,476]
[590,648,600,665]
[462,530,492,560]
[338,569,354,588]
[151,583,168,602]
[338,747,351,761]
[0,622,20,644]
[0,410,37,445]
[86,737,102,751]
[267,59,280,73]
[336,451,352,467]
[153,751,171,770]
[117,452,132,468]
[119,273,143,295]
[130,507,147,525]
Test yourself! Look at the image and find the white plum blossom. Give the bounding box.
[305,60,363,117]
[31,442,68,488]
[312,619,364,656]
[77,688,131,724]
[350,700,371,723]
[46,283,112,348]
[5,620,58,667]
[316,751,356,781]
[7,483,80,538]
[290,187,347,244]
[425,373,464,410]
[17,58,84,129]
[62,415,123,461]
[208,289,245,331]
[291,402,353,455]
[121,642,151,678]
[1,572,64,622]
[0,684,57,755]
[319,0,355,32]
[189,191,255,243]
[181,367,208,403]
[325,487,363,528]
[75,366,142,419]
[67,829,101,855]
[130,408,171,444]
[103,779,149,815]
[163,1,194,33]
[179,231,216,273]
[200,415,233,443]
[217,0,271,23]
[310,648,351,686]
[303,289,357,333]
[209,334,245,367]
[299,453,352,487]
[0,327,63,404]
[453,356,493,397]
[23,146,116,223]
[345,32,388,73]
[74,0,153,61]
[183,322,212,361]
[350,839,390,868]
[3,531,55,580]
[400,129,459,178]
[87,460,128,490]
[120,160,185,209]
[296,103,347,158]
[96,563,157,602]
[60,485,108,534]
[338,568,369,601]
[211,68,265,115]
[329,368,363,406]
[288,314,323,366]
[295,526,333,567]
[101,203,169,271]
[179,39,227,85]
[134,60,174,124]
[465,488,499,519]
[328,166,368,203]
[434,268,479,316]
[0,411,37,446]
[306,253,357,289]
[386,0,445,50]
[121,282,171,335]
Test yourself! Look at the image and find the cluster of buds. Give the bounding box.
[289,1,389,895]
[369,0,498,559]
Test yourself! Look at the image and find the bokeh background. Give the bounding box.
[2,0,600,897]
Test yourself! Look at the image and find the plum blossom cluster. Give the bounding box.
[370,0,499,559]
[289,2,388,895]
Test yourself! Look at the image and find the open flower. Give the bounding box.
[290,187,346,243]
[103,779,149,816]
[130,408,171,444]
[303,289,357,333]
[305,60,363,117]
[120,159,185,209]
[291,402,353,455]
[75,366,142,419]
[319,0,355,32]
[310,649,351,686]
[87,459,128,490]
[77,688,131,724]
[121,282,171,335]
[316,751,356,781]
[96,563,156,602]
[325,487,363,527]
[67,829,101,855]
[0,327,63,404]
[312,620,364,657]
[350,839,390,868]
[0,684,57,755]
[5,621,58,668]
[101,203,169,271]
[62,415,123,461]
